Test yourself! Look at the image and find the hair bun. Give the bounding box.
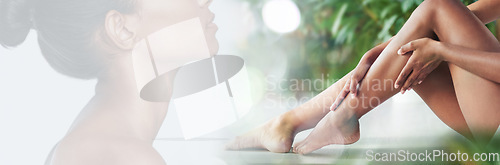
[0,0,33,48]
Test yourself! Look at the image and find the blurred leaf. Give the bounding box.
[378,15,397,40]
[401,0,415,13]
[331,3,349,36]
[381,3,398,19]
[241,0,494,94]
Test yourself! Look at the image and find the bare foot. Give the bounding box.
[225,115,296,153]
[293,110,360,155]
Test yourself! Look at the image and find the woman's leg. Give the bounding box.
[226,59,472,153]
[294,0,500,154]
[226,72,351,152]
[430,0,500,144]
[413,63,473,139]
[228,0,479,153]
[226,60,470,153]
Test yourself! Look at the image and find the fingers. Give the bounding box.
[349,78,357,96]
[402,69,431,93]
[396,38,438,91]
[395,61,413,90]
[398,39,427,55]
[397,66,433,93]
[395,42,418,90]
[332,62,371,111]
[412,65,434,87]
[398,38,435,56]
[350,63,370,97]
[414,71,428,86]
[398,41,416,55]
[330,79,350,111]
[400,68,420,94]
[413,72,426,86]
[406,62,439,90]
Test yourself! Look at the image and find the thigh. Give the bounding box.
[448,63,500,135]
[429,0,500,137]
[356,0,496,139]
[355,0,439,110]
[413,63,472,138]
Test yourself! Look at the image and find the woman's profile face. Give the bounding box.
[130,0,219,91]
[136,0,218,55]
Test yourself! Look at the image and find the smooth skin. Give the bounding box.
[46,0,218,164]
[227,0,500,154]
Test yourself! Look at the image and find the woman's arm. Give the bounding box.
[395,38,500,92]
[439,41,500,84]
[468,0,500,24]
[393,0,500,91]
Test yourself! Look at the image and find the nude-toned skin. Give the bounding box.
[45,0,218,164]
[227,0,500,154]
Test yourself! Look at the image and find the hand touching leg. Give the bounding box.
[293,0,499,154]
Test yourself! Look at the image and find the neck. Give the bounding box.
[88,54,169,141]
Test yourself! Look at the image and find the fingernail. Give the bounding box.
[418,81,423,84]
[397,49,402,55]
[401,90,405,94]
[395,84,399,89]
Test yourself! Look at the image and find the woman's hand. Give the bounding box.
[330,38,392,111]
[395,38,443,94]
[329,65,370,111]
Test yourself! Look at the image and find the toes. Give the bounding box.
[298,145,309,155]
[292,140,305,153]
[295,140,323,155]
[295,141,310,155]
[297,143,319,155]
[294,138,311,154]
[296,143,306,154]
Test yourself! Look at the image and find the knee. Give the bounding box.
[415,0,441,17]
[413,0,461,25]
[418,0,463,15]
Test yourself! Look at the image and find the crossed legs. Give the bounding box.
[227,0,500,154]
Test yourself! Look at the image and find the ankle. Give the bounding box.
[276,112,301,133]
[337,106,360,121]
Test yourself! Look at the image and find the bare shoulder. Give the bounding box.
[46,137,166,165]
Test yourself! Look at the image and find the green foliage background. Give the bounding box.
[241,0,496,94]
[238,1,500,156]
